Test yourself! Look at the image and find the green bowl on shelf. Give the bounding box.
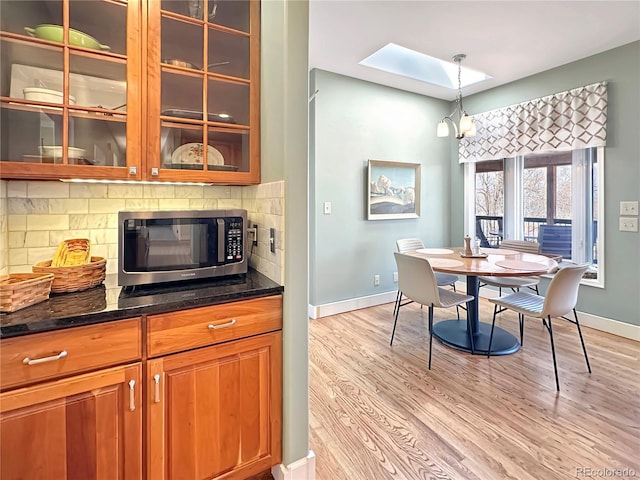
[24,24,110,51]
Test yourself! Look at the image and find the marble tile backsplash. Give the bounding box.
[0,181,8,276]
[1,180,284,285]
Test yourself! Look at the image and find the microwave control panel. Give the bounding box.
[226,217,244,262]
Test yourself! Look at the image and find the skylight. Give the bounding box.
[359,43,491,89]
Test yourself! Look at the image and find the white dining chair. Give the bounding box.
[478,239,541,344]
[394,238,460,318]
[479,239,541,294]
[487,263,591,390]
[392,252,473,369]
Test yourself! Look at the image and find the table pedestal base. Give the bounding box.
[432,319,520,356]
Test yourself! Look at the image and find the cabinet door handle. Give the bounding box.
[208,318,237,330]
[23,350,68,365]
[153,374,161,403]
[129,379,136,411]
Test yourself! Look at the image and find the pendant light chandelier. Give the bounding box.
[437,54,477,139]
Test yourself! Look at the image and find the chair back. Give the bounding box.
[500,239,540,254]
[396,238,425,253]
[538,224,572,259]
[394,252,441,307]
[541,264,589,318]
[475,219,492,248]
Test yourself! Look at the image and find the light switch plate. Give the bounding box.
[620,201,638,216]
[619,217,638,232]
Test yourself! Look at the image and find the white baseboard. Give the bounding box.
[459,281,640,341]
[308,291,398,319]
[576,311,640,341]
[272,450,316,480]
[310,283,640,342]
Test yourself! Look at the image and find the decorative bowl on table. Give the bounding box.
[24,24,110,51]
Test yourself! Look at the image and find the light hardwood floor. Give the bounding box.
[309,298,640,480]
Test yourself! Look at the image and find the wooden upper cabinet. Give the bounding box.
[0,0,143,181]
[145,0,261,184]
[0,0,260,185]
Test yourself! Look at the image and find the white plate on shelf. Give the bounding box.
[11,64,125,109]
[24,87,76,105]
[39,146,86,158]
[170,143,224,166]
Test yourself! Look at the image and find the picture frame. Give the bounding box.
[367,160,421,220]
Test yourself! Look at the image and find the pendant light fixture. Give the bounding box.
[437,54,477,139]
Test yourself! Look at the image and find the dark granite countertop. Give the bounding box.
[0,269,283,339]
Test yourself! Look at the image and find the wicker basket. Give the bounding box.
[0,273,55,312]
[52,238,91,267]
[33,256,106,293]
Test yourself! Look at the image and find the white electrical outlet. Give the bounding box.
[619,217,638,232]
[374,274,380,286]
[393,271,398,283]
[620,201,639,216]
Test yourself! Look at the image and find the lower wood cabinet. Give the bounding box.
[0,363,142,480]
[0,294,283,480]
[147,331,282,480]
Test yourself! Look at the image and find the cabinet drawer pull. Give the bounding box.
[129,379,136,411]
[22,350,68,366]
[208,318,237,330]
[153,374,161,403]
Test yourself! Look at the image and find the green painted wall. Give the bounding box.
[262,0,310,466]
[449,41,640,324]
[310,69,451,306]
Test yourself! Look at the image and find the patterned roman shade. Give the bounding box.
[458,81,607,163]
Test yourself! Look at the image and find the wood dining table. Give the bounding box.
[409,247,558,355]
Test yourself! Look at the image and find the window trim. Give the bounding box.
[465,147,605,288]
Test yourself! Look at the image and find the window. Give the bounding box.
[468,147,603,286]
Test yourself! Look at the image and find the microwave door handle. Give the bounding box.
[217,219,225,263]
[144,227,150,260]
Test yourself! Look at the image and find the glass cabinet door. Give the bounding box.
[0,0,141,180]
[148,0,260,183]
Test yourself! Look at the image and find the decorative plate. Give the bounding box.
[495,259,548,271]
[170,143,224,166]
[416,248,454,255]
[426,258,464,268]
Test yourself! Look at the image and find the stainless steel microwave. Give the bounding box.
[118,209,248,287]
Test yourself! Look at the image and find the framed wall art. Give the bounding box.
[367,160,421,220]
